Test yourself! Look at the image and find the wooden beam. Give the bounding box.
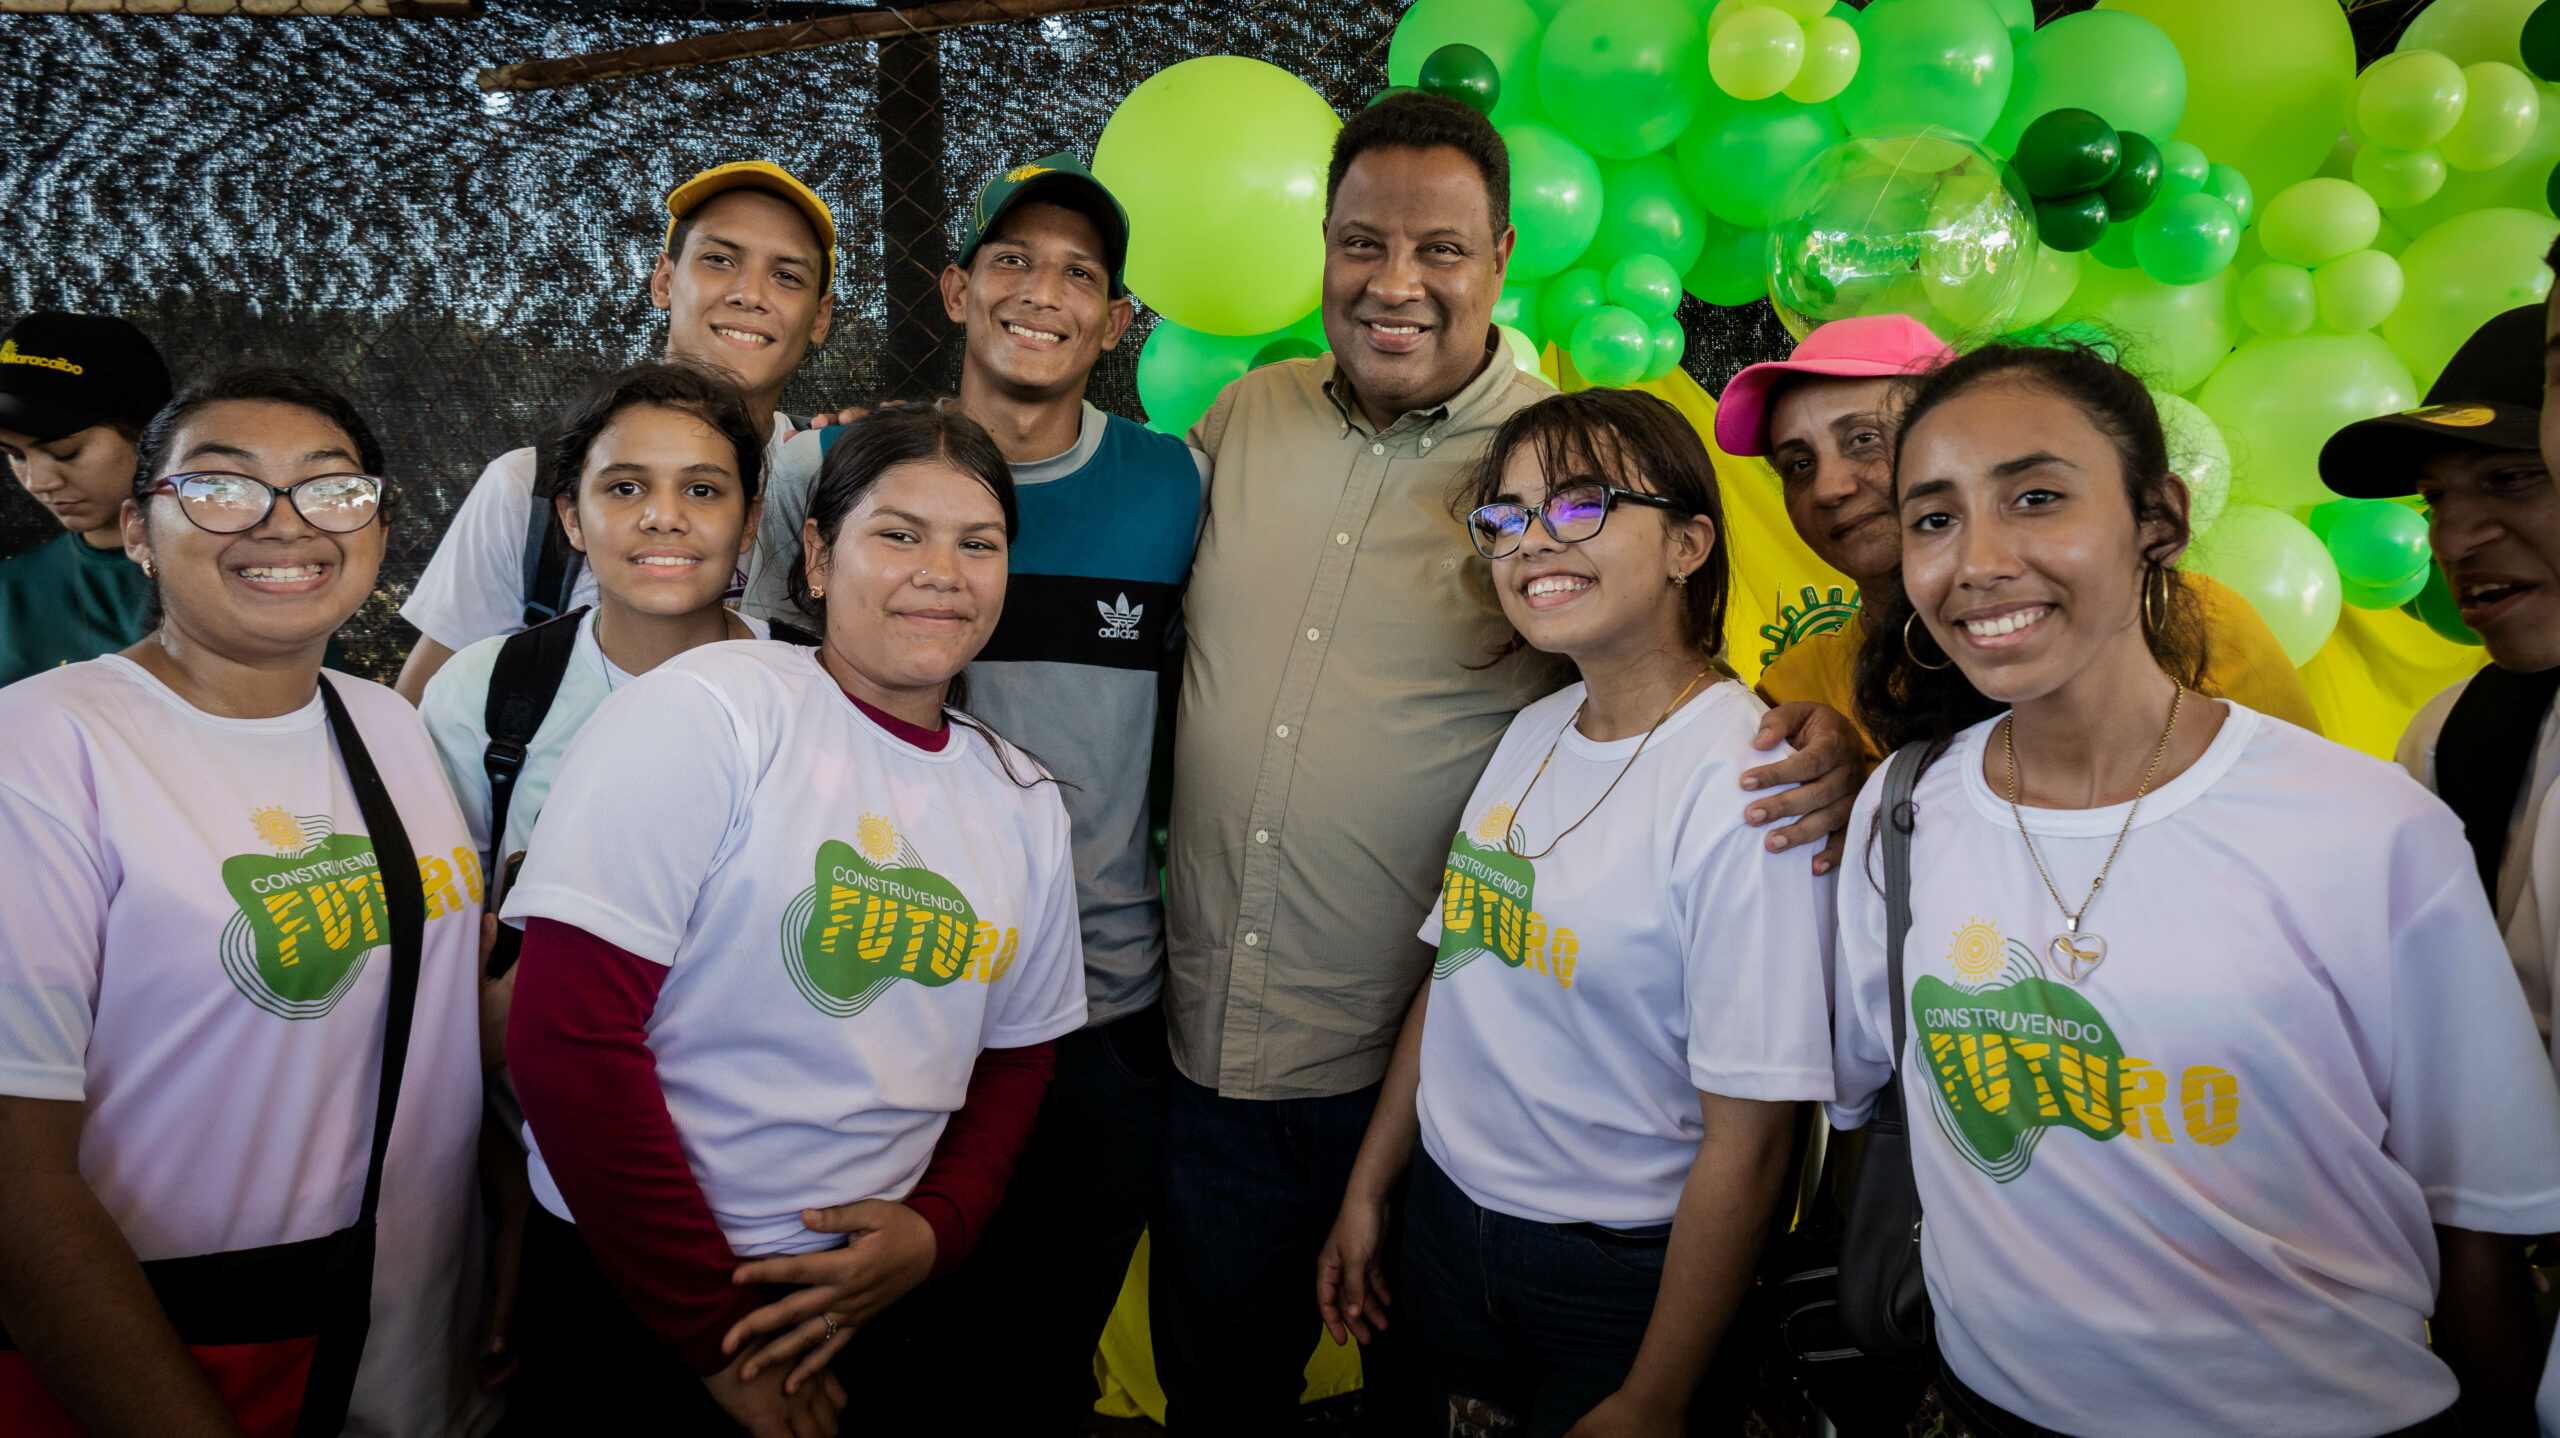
[477,0,1161,94]
[1,0,478,12]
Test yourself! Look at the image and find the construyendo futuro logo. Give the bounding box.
[220,806,383,1019]
[781,813,1021,1017]
[1432,802,1582,990]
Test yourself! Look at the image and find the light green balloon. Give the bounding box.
[2236,262,2317,336]
[2096,0,2356,202]
[1539,0,1712,159]
[1985,10,2187,156]
[1835,0,2015,143]
[1582,153,1708,274]
[1502,122,1607,281]
[1499,324,1545,375]
[1785,16,1861,104]
[1093,57,1342,336]
[1710,5,1806,102]
[2350,145,2448,211]
[2055,262,2232,391]
[2397,0,2537,72]
[2383,206,2560,387]
[2440,62,2543,171]
[2257,178,2382,267]
[2386,80,2560,231]
[2195,332,2417,509]
[1674,89,1848,230]
[2152,391,2231,540]
[2179,501,2341,664]
[1389,0,1548,123]
[2313,248,2405,333]
[2010,243,2084,330]
[1684,213,1770,305]
[2355,51,2470,151]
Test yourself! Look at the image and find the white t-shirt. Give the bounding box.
[399,414,790,653]
[1830,704,2560,1438]
[0,657,488,1438]
[502,642,1088,1254]
[2398,674,2559,1042]
[1414,680,1835,1228]
[418,607,772,865]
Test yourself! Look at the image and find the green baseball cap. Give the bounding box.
[956,154,1131,297]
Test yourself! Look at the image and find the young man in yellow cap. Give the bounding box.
[393,161,837,701]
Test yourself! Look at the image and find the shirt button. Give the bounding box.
[1243,932,1260,947]
[1306,628,1321,642]
[1371,443,1385,455]
[1335,532,1351,545]
[1421,436,1435,449]
[1275,724,1291,738]
[1254,829,1270,844]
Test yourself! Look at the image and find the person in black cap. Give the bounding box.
[2320,305,2560,1055]
[0,312,173,687]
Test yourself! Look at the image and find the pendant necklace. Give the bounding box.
[2001,683,2184,983]
[1505,668,1709,860]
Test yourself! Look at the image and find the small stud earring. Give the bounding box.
[141,556,155,580]
[809,583,824,599]
[1669,572,1686,588]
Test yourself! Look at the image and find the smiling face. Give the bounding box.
[1322,144,1514,429]
[1487,441,1714,672]
[652,188,835,407]
[1896,379,2183,706]
[1767,375,1902,585]
[0,420,138,540]
[125,398,385,662]
[557,401,757,622]
[801,458,1010,697]
[2417,442,2560,671]
[944,199,1132,404]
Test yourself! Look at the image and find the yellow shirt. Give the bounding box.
[1755,573,2324,750]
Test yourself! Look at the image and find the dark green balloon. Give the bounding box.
[2525,0,2560,82]
[2034,189,2112,253]
[2547,159,2560,223]
[1366,85,1420,108]
[2406,561,2484,644]
[1250,337,1325,369]
[2101,132,2163,222]
[1418,43,1501,114]
[2014,109,2122,199]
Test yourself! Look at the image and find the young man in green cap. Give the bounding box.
[394,160,839,702]
[0,312,173,688]
[744,152,1202,1433]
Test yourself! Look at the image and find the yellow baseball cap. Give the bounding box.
[664,161,837,294]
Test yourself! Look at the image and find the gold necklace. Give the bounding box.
[2001,683,2184,983]
[1505,669,1710,861]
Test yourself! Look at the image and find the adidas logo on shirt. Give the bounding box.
[1096,594,1143,640]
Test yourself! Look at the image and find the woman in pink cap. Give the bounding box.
[1715,315,2317,753]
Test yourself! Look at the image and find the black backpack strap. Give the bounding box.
[481,606,589,894]
[2435,663,2560,896]
[1880,739,1930,1094]
[519,438,585,629]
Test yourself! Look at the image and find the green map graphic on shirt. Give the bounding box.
[780,815,981,1018]
[1911,925,2127,1182]
[1434,813,1537,979]
[218,807,384,1021]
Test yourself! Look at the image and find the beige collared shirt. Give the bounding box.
[1168,347,1564,1099]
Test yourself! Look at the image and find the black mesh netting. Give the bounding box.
[0,2,1861,681]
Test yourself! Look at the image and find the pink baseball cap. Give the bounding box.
[1715,314,1955,459]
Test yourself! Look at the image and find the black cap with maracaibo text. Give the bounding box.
[0,312,175,445]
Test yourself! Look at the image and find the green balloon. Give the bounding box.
[2103,133,2165,220]
[2135,193,2240,285]
[1583,153,1708,274]
[1538,0,1711,159]
[2313,247,2405,332]
[1389,0,1545,123]
[1769,129,2036,338]
[2010,243,2085,329]
[1683,213,1770,305]
[1984,0,2034,43]
[2388,77,2560,233]
[2399,0,2539,71]
[2258,177,2382,266]
[2406,560,2485,643]
[1986,10,2188,156]
[2036,189,2112,251]
[1366,86,1420,107]
[2382,205,2560,386]
[1139,316,1300,437]
[1642,315,1688,381]
[2180,501,2342,664]
[1542,267,1611,344]
[1503,122,1607,280]
[2014,109,2123,198]
[2356,50,2470,151]
[1570,304,1655,386]
[2095,0,2356,204]
[2089,219,2143,269]
[2157,140,2212,201]
[2202,163,2256,227]
[1674,89,1848,230]
[2344,568,2432,609]
[1606,253,1683,319]
[2323,497,2431,587]
[1835,0,2016,143]
[2055,261,2232,390]
[1496,276,1548,348]
[2195,332,2417,508]
[2153,391,2232,539]
[2440,62,2544,171]
[2236,262,2318,336]
[1250,336,1325,369]
[1419,43,1502,114]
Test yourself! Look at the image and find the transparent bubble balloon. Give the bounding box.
[1767,128,2039,343]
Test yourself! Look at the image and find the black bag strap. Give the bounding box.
[2435,662,2560,896]
[518,438,585,629]
[316,676,425,1229]
[1879,740,1932,1121]
[480,605,589,892]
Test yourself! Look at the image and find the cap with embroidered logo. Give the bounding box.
[664,161,837,294]
[956,154,1130,297]
[0,313,174,445]
[2320,305,2544,499]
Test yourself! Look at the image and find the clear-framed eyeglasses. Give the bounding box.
[146,471,387,535]
[1466,480,1692,559]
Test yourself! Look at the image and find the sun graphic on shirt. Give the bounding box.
[251,805,306,855]
[1472,803,1516,846]
[856,813,900,866]
[1948,918,2004,982]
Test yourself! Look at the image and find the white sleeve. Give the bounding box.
[743,429,825,626]
[401,449,539,652]
[417,650,494,856]
[501,670,752,965]
[985,793,1089,1049]
[1826,772,1898,1130]
[1676,755,1836,1102]
[0,779,105,1101]
[2395,681,2462,793]
[2377,819,2560,1233]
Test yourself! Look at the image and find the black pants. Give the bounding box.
[1937,1365,2465,1438]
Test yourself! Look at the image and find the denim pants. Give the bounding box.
[1152,1070,1399,1437]
[1399,1149,1741,1438]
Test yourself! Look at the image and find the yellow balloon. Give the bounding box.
[2096,0,2356,201]
[1709,7,1805,102]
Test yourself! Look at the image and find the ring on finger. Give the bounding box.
[822,1312,839,1340]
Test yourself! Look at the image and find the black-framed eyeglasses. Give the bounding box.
[147,472,387,536]
[1466,481,1692,559]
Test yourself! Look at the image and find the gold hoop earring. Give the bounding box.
[1903,610,1952,671]
[2142,564,2167,633]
